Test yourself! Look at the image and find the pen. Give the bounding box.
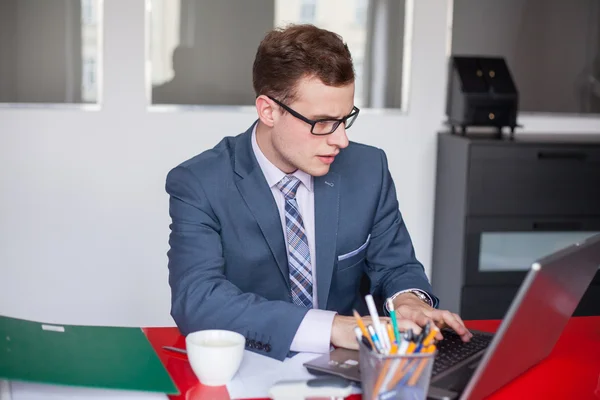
[398,331,411,354]
[353,309,375,349]
[415,326,425,352]
[361,336,374,351]
[422,324,439,347]
[366,295,389,353]
[162,345,187,355]
[367,325,384,354]
[354,326,364,345]
[423,320,431,338]
[386,298,401,345]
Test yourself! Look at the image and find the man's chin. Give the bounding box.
[293,159,333,177]
[303,163,331,177]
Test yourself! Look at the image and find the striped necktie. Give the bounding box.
[276,175,313,308]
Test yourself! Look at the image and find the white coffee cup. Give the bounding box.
[185,329,245,386]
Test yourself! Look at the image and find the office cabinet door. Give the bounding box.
[463,217,600,286]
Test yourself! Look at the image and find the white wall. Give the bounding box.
[1,0,599,328]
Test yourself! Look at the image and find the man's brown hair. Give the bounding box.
[252,24,355,104]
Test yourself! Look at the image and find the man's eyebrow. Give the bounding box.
[312,113,341,120]
[312,108,355,120]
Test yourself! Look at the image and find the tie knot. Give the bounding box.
[276,175,301,200]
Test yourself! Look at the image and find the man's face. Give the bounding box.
[270,76,354,176]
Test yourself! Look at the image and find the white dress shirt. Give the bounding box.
[252,126,336,353]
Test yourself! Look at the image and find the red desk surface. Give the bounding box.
[143,316,600,400]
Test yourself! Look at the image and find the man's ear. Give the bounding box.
[255,95,276,127]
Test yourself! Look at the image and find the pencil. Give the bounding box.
[371,358,393,399]
[162,345,187,355]
[387,322,398,354]
[386,323,396,347]
[385,342,418,389]
[352,309,375,349]
[408,344,437,386]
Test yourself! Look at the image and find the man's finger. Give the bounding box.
[411,311,431,328]
[435,310,471,341]
[361,316,388,324]
[396,319,422,336]
[452,313,471,333]
[452,313,473,341]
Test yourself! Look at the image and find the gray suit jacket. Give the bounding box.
[166,122,437,361]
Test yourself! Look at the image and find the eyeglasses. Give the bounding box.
[268,96,360,135]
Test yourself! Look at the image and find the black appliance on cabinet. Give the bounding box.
[445,56,519,136]
[431,132,600,320]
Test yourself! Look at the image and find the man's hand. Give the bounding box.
[392,293,473,342]
[330,314,422,350]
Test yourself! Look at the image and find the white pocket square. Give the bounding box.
[338,234,371,261]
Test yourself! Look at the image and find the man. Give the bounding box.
[166,24,471,362]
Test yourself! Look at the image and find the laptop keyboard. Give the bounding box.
[432,330,493,376]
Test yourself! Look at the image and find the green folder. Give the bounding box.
[0,315,178,394]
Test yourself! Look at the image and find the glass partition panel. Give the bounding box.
[0,0,101,104]
[148,0,408,109]
[451,0,600,115]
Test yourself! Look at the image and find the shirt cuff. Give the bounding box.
[386,288,435,312]
[290,309,337,354]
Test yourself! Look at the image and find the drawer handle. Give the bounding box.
[537,151,587,161]
[532,221,582,231]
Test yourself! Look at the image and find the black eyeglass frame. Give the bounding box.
[267,96,360,135]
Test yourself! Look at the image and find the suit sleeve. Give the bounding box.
[364,149,439,309]
[166,166,310,361]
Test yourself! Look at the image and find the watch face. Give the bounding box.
[411,291,430,306]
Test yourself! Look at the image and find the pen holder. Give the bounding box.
[359,342,436,400]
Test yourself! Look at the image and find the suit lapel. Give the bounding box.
[234,123,290,289]
[314,172,340,310]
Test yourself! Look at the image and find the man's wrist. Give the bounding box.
[407,289,433,306]
[388,289,433,310]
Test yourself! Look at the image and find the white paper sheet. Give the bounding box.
[226,351,361,399]
[9,381,168,400]
[0,380,12,400]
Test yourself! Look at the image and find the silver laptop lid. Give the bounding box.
[462,233,600,400]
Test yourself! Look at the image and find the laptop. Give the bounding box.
[304,233,600,399]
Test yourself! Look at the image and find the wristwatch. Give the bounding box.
[407,289,433,307]
[387,289,434,311]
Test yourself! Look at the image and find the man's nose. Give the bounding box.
[328,124,349,149]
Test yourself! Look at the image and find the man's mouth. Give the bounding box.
[317,154,337,164]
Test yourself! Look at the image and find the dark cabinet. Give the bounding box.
[431,132,600,320]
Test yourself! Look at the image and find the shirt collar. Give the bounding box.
[251,124,313,192]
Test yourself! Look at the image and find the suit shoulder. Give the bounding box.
[168,136,237,181]
[335,141,385,166]
[180,137,233,168]
[344,141,384,157]
[328,141,390,182]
